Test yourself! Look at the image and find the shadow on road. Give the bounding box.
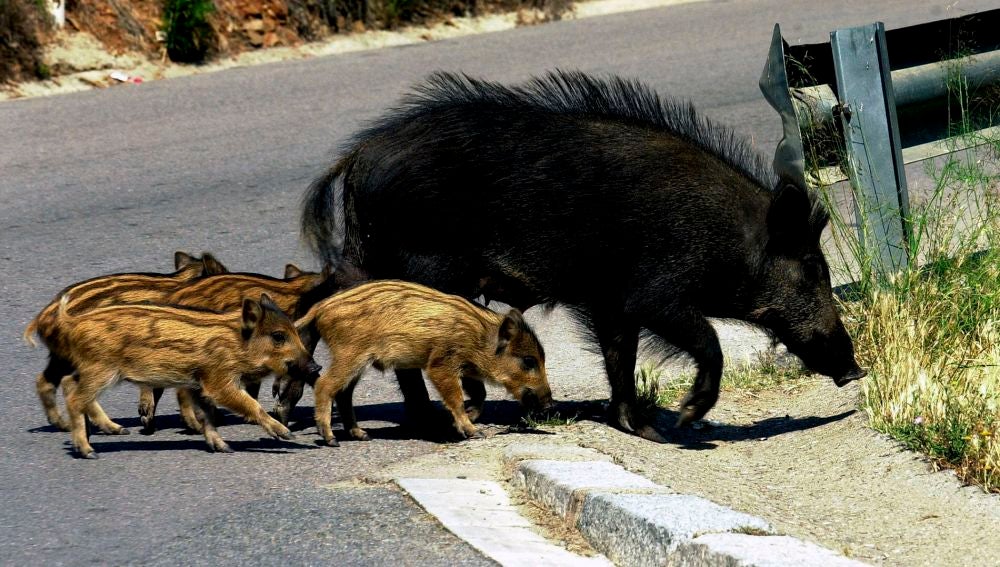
[34,396,856,453]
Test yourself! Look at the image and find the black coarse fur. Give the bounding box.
[302,70,862,439]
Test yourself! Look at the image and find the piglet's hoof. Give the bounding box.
[213,443,234,454]
[113,427,131,435]
[324,437,341,447]
[349,428,370,441]
[464,429,485,440]
[80,451,99,460]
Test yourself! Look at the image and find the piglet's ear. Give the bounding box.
[284,264,304,279]
[174,251,195,270]
[259,293,278,311]
[242,298,263,339]
[201,252,228,275]
[496,309,524,354]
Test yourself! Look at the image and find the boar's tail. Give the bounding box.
[302,158,348,268]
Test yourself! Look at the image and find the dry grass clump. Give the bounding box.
[831,145,1000,492]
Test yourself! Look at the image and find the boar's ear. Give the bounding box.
[174,251,195,270]
[496,309,525,354]
[201,252,228,275]
[767,184,817,252]
[242,298,263,339]
[284,264,304,279]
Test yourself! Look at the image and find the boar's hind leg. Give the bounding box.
[138,386,164,434]
[647,311,723,427]
[596,320,666,443]
[395,368,433,422]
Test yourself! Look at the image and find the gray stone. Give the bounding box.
[513,459,667,519]
[672,533,869,566]
[502,444,613,466]
[576,493,773,567]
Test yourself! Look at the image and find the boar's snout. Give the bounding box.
[833,366,867,387]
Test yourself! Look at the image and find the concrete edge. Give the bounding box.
[504,447,869,567]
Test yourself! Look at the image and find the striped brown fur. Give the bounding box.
[293,280,552,445]
[53,293,318,458]
[24,252,228,432]
[135,264,327,433]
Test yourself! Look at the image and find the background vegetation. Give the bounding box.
[0,0,52,82]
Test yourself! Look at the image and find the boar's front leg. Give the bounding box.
[596,319,665,443]
[395,368,434,421]
[647,309,723,427]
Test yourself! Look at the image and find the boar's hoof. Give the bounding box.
[676,390,719,428]
[636,424,667,444]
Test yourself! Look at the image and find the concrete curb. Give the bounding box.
[505,444,868,567]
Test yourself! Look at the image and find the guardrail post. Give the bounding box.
[831,22,910,275]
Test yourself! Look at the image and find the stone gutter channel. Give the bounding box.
[397,444,866,566]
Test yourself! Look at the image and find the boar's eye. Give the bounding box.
[270,331,288,345]
[521,356,539,371]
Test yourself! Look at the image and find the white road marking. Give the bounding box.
[397,478,613,567]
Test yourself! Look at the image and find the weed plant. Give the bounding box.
[820,53,1000,491]
[163,0,215,63]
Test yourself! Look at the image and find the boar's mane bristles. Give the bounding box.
[302,70,827,266]
[402,70,778,191]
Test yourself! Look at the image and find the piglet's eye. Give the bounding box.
[522,356,538,371]
[270,331,288,345]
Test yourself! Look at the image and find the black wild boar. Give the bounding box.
[301,71,866,442]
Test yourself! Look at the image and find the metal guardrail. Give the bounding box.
[760,8,1000,276]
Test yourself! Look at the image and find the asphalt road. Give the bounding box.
[0,0,994,564]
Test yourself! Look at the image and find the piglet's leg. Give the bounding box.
[175,388,204,433]
[201,379,292,441]
[426,364,481,439]
[188,390,232,453]
[336,378,368,441]
[138,386,163,434]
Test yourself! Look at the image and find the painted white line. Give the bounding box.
[397,478,613,567]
